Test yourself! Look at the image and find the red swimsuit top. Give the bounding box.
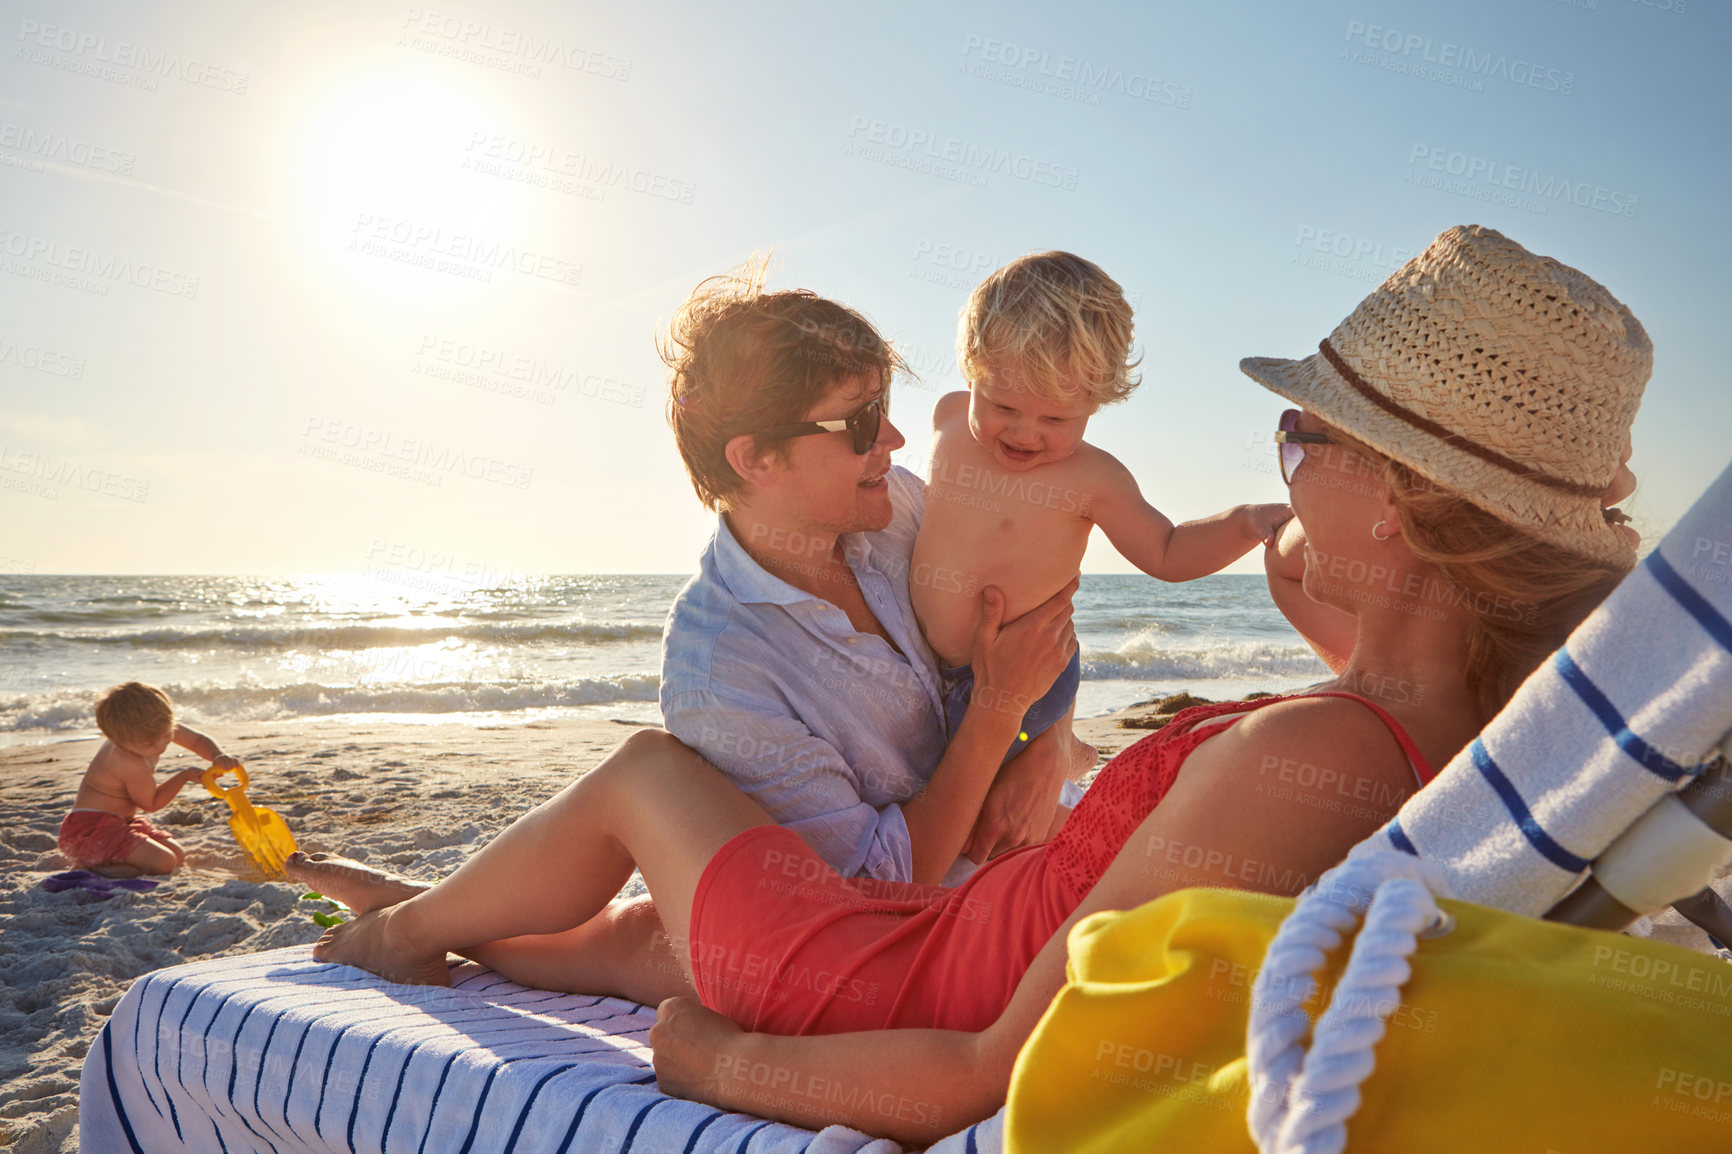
[1045,691,1439,905]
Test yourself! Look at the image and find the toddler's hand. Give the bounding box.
[209,754,243,772]
[1243,502,1294,548]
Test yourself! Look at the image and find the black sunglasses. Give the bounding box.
[1272,408,1334,485]
[758,395,887,455]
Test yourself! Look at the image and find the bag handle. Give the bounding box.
[1247,852,1453,1154]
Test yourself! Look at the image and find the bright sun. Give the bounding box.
[288,54,535,292]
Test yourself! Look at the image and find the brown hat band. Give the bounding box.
[1318,339,1604,498]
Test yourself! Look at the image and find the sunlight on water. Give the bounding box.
[0,574,1318,742]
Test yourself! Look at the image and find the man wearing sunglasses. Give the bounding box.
[758,393,890,455]
[657,266,1090,889]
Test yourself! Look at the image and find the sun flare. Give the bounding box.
[291,56,524,237]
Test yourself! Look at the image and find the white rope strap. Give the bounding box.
[1248,853,1452,1154]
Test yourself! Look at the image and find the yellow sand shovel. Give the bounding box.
[202,764,299,875]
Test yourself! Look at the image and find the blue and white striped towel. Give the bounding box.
[78,945,1004,1154]
[1355,455,1732,914]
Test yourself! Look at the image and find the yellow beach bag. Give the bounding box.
[1005,884,1732,1153]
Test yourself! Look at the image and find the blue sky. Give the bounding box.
[0,0,1724,575]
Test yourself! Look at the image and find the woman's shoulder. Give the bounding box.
[1186,692,1415,788]
[1234,691,1408,742]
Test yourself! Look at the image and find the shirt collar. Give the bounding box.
[712,513,877,607]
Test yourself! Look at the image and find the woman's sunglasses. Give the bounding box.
[758,395,887,455]
[1272,408,1335,485]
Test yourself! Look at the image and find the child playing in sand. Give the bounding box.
[57,681,239,875]
[912,251,1291,756]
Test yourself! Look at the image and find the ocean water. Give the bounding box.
[0,573,1329,745]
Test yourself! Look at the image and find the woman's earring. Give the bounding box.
[1371,520,1396,541]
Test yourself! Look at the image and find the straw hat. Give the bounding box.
[1242,224,1649,566]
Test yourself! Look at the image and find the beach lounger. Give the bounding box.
[78,946,1005,1153]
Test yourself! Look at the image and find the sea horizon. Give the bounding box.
[0,572,1328,747]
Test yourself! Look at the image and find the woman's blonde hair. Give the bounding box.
[1330,426,1632,720]
[958,251,1140,405]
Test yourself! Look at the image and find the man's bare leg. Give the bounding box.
[467,895,697,1003]
[289,854,693,1001]
[309,729,770,986]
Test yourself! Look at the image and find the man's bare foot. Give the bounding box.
[285,851,428,915]
[312,905,454,986]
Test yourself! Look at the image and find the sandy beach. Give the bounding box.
[0,706,1154,1153]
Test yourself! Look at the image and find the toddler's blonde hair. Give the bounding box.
[958,251,1140,405]
[94,681,174,747]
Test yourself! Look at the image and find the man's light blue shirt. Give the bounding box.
[660,466,951,880]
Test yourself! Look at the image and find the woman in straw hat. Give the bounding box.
[291,225,1647,1144]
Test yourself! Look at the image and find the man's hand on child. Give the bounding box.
[970,580,1078,716]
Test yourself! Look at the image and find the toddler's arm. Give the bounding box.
[172,724,240,770]
[1089,456,1290,581]
[114,756,206,813]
